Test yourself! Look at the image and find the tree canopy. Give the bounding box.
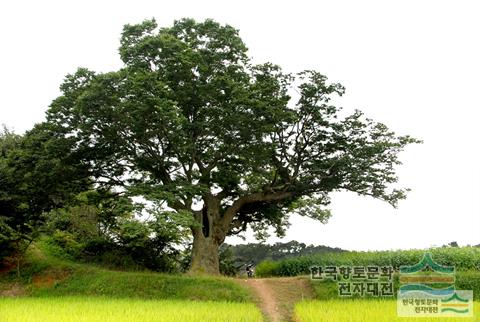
[45,18,420,274]
[0,124,90,261]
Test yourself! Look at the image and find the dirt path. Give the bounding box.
[239,277,314,322]
[244,279,281,322]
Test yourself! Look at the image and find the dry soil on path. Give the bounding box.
[239,277,314,322]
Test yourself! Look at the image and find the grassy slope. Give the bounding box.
[0,242,251,302]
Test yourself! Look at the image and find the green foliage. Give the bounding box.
[42,190,190,272]
[218,245,237,276]
[47,206,99,242]
[258,247,480,277]
[255,260,280,277]
[113,217,182,272]
[0,124,90,262]
[45,217,183,272]
[309,279,339,300]
[456,271,480,298]
[0,126,30,260]
[50,231,84,259]
[45,17,419,273]
[226,241,344,273]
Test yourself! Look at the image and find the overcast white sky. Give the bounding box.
[1,0,479,251]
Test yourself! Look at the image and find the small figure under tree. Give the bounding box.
[46,18,420,275]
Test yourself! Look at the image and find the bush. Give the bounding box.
[50,231,84,259]
[43,197,186,272]
[456,271,480,299]
[255,260,280,277]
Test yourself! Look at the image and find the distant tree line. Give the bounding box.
[218,241,344,275]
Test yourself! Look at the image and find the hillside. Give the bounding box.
[0,243,251,302]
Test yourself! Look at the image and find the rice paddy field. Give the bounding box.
[294,299,480,322]
[2,297,479,322]
[0,297,263,322]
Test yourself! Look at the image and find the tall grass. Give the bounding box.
[295,300,479,322]
[256,247,480,277]
[0,297,263,322]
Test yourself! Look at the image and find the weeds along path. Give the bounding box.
[239,277,314,322]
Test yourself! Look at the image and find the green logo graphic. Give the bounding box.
[440,292,470,314]
[397,253,473,317]
[399,253,454,274]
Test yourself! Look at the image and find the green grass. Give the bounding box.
[0,297,263,322]
[303,272,480,321]
[30,268,251,301]
[0,242,252,302]
[294,299,480,322]
[310,279,338,300]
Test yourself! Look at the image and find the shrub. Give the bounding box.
[50,231,83,259]
[255,260,280,277]
[42,193,188,272]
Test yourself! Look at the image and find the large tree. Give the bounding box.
[46,18,420,274]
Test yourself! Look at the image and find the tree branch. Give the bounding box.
[220,191,293,232]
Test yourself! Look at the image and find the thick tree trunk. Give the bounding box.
[189,229,221,275]
[189,195,226,275]
[188,191,292,275]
